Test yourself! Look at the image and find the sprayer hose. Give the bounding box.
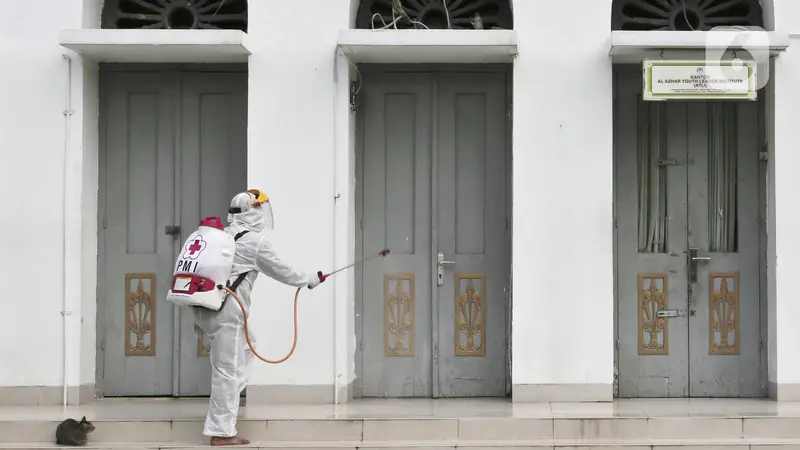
[223,286,301,364]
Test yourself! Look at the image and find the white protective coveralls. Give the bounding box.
[192,191,322,438]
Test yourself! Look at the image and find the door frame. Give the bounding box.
[611,63,769,398]
[96,63,248,397]
[352,63,514,398]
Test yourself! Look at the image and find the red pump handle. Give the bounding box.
[199,216,224,230]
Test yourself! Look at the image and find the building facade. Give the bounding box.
[1,0,800,405]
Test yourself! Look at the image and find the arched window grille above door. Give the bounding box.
[102,0,248,32]
[611,0,763,31]
[356,0,513,30]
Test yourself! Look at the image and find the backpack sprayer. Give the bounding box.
[165,216,391,364]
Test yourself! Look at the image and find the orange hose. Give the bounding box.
[223,286,301,364]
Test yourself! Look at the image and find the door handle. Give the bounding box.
[437,252,454,287]
[657,309,694,318]
[688,247,711,285]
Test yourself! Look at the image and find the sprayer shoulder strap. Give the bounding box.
[228,273,250,293]
[227,230,252,293]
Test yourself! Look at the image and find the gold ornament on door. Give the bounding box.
[638,274,668,355]
[125,273,156,357]
[456,274,486,356]
[384,274,414,357]
[710,273,739,355]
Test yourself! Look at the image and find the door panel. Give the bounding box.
[357,69,510,398]
[616,69,690,397]
[102,71,177,396]
[177,72,248,396]
[360,74,434,397]
[686,101,764,397]
[101,68,248,397]
[435,73,508,397]
[614,66,764,398]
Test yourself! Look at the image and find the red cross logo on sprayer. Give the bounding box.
[183,236,207,260]
[166,217,237,311]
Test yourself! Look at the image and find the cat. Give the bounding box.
[55,416,95,446]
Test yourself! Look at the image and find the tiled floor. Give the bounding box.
[3,398,800,422]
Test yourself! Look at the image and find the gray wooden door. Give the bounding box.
[102,71,178,396]
[356,69,510,398]
[615,67,765,398]
[176,72,248,396]
[685,99,764,397]
[101,68,247,397]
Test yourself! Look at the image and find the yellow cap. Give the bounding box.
[247,189,269,206]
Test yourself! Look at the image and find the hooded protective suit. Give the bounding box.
[192,190,321,438]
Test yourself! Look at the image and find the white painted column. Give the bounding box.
[768,39,800,401]
[244,0,350,404]
[765,0,800,402]
[333,47,358,403]
[511,1,615,402]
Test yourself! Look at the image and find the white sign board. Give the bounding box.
[642,60,756,101]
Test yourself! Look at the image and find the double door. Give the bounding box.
[615,68,766,397]
[356,69,511,397]
[99,67,247,396]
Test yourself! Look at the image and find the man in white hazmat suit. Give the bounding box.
[192,189,324,446]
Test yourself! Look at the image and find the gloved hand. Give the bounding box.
[307,271,326,290]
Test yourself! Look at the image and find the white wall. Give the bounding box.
[0,0,87,390]
[770,0,800,394]
[0,0,352,398]
[511,0,615,396]
[3,0,798,404]
[245,0,350,391]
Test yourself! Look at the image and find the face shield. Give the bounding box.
[228,189,274,232]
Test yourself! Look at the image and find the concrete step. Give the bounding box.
[4,416,800,444]
[5,399,800,449]
[5,439,800,449]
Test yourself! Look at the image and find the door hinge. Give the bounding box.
[614,217,618,229]
[360,217,364,230]
[100,340,105,351]
[759,151,769,162]
[101,218,107,229]
[615,338,620,349]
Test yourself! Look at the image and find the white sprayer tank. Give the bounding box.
[166,217,235,311]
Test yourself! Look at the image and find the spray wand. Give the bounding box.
[224,248,391,364]
[316,248,391,282]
